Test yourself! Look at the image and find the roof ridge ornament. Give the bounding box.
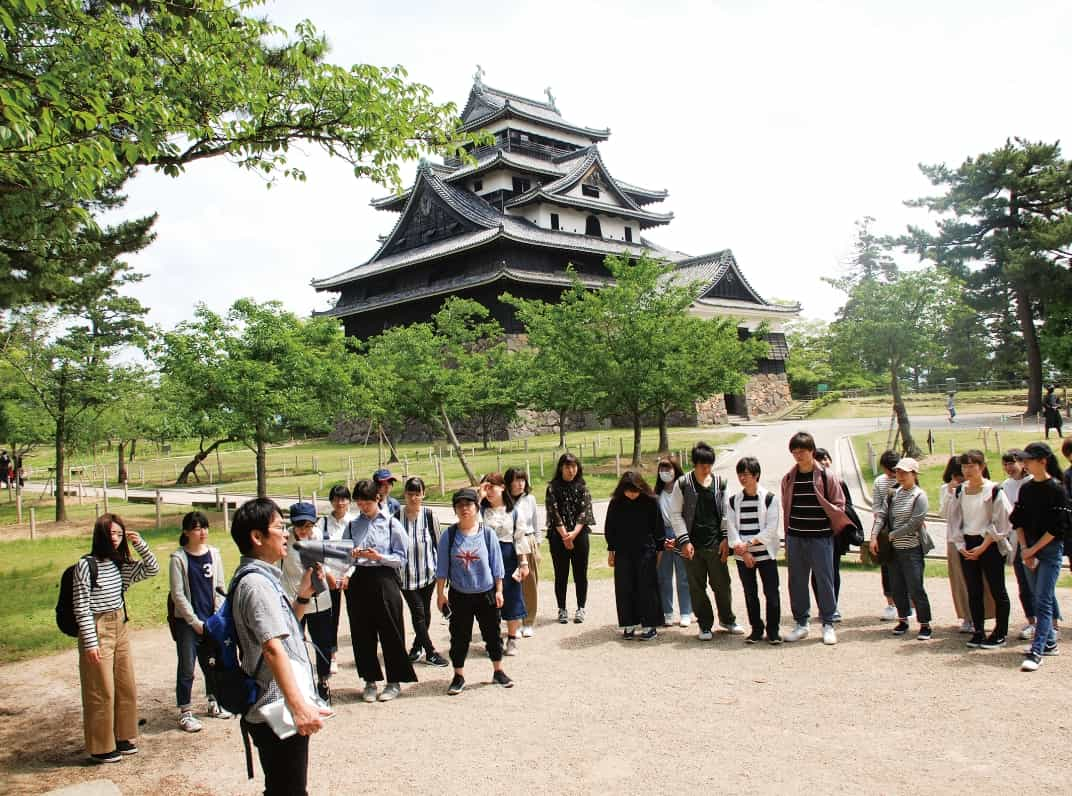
[473,64,485,91]
[544,86,558,112]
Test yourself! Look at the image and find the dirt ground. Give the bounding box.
[2,570,1070,796]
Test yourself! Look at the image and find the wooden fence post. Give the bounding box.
[102,474,109,514]
[155,490,162,529]
[29,507,36,540]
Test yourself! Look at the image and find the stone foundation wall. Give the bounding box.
[745,373,792,417]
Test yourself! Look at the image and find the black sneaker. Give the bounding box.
[745,629,764,644]
[767,634,783,645]
[317,681,331,704]
[447,674,465,695]
[916,625,933,641]
[91,750,122,764]
[966,633,984,649]
[1021,652,1043,671]
[407,647,421,663]
[115,740,138,756]
[892,621,909,636]
[980,634,1006,650]
[636,628,657,641]
[425,651,449,667]
[622,629,635,640]
[492,670,514,688]
[1043,641,1060,656]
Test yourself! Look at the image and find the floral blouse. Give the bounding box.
[545,480,595,534]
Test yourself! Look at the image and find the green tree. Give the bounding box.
[903,139,1072,414]
[158,300,359,496]
[784,318,836,398]
[1,0,465,308]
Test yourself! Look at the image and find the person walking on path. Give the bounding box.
[654,457,692,628]
[668,442,743,640]
[1044,385,1063,439]
[395,477,448,668]
[871,458,933,641]
[605,471,664,640]
[545,453,595,624]
[436,488,513,694]
[505,466,541,637]
[943,450,1014,649]
[725,457,782,644]
[168,511,228,733]
[946,392,957,423]
[74,514,159,764]
[780,432,850,645]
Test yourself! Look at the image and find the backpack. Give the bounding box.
[201,568,268,717]
[56,556,127,637]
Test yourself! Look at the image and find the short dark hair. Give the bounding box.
[231,498,281,555]
[1062,437,1072,459]
[690,442,716,466]
[1002,449,1024,464]
[552,453,585,485]
[736,457,761,477]
[180,510,210,547]
[879,449,900,472]
[503,466,531,497]
[403,476,426,494]
[91,513,130,563]
[814,448,831,463]
[328,484,351,501]
[654,457,683,495]
[610,470,654,504]
[352,479,379,501]
[788,432,815,452]
[941,456,963,484]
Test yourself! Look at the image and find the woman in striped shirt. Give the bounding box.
[74,514,159,764]
[870,458,933,640]
[396,477,448,667]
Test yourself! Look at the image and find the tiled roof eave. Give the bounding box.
[505,191,673,224]
[459,105,610,140]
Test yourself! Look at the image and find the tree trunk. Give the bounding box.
[440,403,478,485]
[379,424,400,463]
[129,438,137,462]
[176,438,232,485]
[631,411,643,467]
[481,417,490,450]
[557,408,567,449]
[1014,287,1043,415]
[116,441,128,484]
[890,366,922,458]
[657,407,671,454]
[54,414,67,522]
[255,436,268,498]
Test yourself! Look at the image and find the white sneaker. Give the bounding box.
[664,613,675,626]
[207,699,232,719]
[679,613,692,628]
[362,682,379,703]
[698,629,714,641]
[378,683,401,702]
[785,624,809,642]
[330,658,340,675]
[881,605,897,621]
[1020,625,1035,641]
[720,623,745,635]
[504,637,518,656]
[179,711,202,733]
[521,625,534,638]
[822,624,837,645]
[959,619,974,634]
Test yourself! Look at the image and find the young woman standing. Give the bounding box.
[939,456,996,633]
[545,453,595,624]
[654,457,692,628]
[505,466,540,637]
[395,477,448,667]
[605,471,664,640]
[1001,451,1038,641]
[321,484,354,676]
[74,514,159,763]
[480,473,531,655]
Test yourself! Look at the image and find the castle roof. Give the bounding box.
[459,81,609,141]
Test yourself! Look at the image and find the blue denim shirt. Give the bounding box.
[343,511,409,572]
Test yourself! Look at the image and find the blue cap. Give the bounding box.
[289,502,317,524]
[372,468,397,483]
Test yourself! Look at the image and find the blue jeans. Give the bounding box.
[1026,538,1064,654]
[657,548,692,618]
[174,621,214,709]
[786,534,837,625]
[1016,542,1063,622]
[888,545,932,624]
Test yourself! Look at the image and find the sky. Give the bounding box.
[111,0,1072,332]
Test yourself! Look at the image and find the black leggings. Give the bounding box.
[402,583,437,655]
[962,536,1011,637]
[548,530,590,610]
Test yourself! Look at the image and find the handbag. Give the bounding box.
[919,524,935,555]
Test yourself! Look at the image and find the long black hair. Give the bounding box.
[1024,442,1064,480]
[503,466,531,497]
[551,452,585,486]
[91,513,130,564]
[653,457,683,495]
[941,456,963,485]
[610,471,654,506]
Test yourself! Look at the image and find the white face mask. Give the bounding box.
[658,470,675,483]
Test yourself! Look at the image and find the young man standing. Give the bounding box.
[780,432,850,645]
[372,469,401,517]
[230,497,332,796]
[668,442,743,640]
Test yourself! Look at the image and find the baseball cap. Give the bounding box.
[452,488,479,507]
[1021,442,1053,461]
[372,468,397,483]
[289,501,317,524]
[894,457,920,473]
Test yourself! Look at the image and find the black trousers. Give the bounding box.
[329,588,343,653]
[612,550,661,628]
[245,719,309,796]
[448,589,503,669]
[962,536,1011,637]
[345,567,417,684]
[300,610,334,683]
[548,530,590,610]
[402,582,437,655]
[737,558,781,638]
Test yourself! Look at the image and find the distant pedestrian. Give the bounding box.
[946,392,957,423]
[605,471,663,640]
[545,453,595,624]
[0,449,9,488]
[1044,385,1063,439]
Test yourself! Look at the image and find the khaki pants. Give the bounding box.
[79,609,138,755]
[522,539,539,628]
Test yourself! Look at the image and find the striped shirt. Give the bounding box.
[398,507,439,590]
[734,493,769,561]
[871,473,896,533]
[788,470,832,536]
[887,486,929,549]
[73,539,159,650]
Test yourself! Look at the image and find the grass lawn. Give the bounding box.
[810,387,1032,420]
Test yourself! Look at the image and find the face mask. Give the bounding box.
[658,470,674,483]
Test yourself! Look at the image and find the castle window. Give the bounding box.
[585,216,602,237]
[582,184,600,199]
[473,179,483,192]
[550,213,560,230]
[624,226,633,242]
[512,176,531,194]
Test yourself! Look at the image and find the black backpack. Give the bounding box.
[56,556,127,637]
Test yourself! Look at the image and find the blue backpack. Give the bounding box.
[202,567,266,717]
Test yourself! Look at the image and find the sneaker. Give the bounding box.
[831,611,843,624]
[521,625,534,638]
[447,674,466,695]
[822,624,837,645]
[767,634,783,645]
[917,625,933,641]
[362,682,379,703]
[115,740,138,756]
[881,605,897,621]
[623,628,635,640]
[663,613,674,627]
[1020,642,1059,656]
[746,629,764,644]
[426,651,449,667]
[558,609,569,624]
[959,619,974,634]
[784,624,809,642]
[574,608,586,624]
[492,670,514,688]
[679,613,692,628]
[892,621,909,636]
[1021,652,1043,671]
[1019,624,1036,641]
[330,658,340,675]
[966,633,985,649]
[637,627,657,641]
[207,699,232,719]
[720,622,745,635]
[698,629,714,641]
[407,647,422,663]
[317,681,331,704]
[378,683,401,702]
[504,637,518,656]
[980,634,1006,649]
[179,711,202,733]
[91,751,122,764]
